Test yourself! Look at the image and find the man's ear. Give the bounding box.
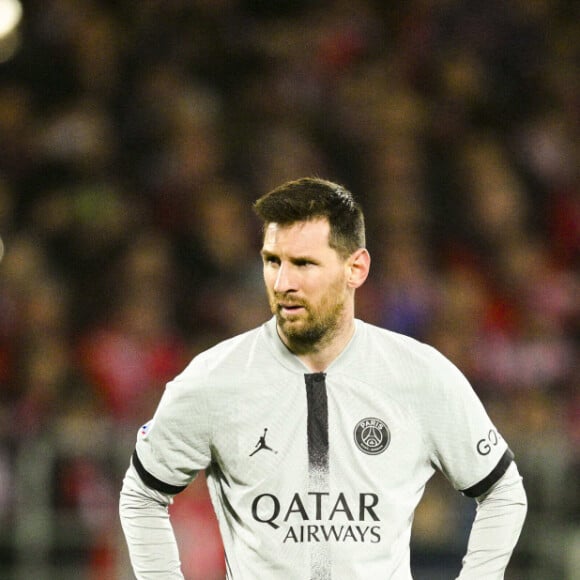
[347,248,371,289]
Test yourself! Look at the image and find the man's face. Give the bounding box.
[261,218,352,353]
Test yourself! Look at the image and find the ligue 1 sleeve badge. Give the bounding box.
[354,417,390,455]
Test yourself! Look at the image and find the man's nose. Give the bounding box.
[273,263,296,293]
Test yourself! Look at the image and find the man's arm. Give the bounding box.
[457,461,527,579]
[119,460,184,579]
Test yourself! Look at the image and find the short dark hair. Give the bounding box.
[253,177,366,258]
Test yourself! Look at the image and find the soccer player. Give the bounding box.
[120,177,527,579]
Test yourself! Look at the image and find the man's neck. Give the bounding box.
[279,318,356,373]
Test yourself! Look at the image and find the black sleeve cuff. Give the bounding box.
[461,448,514,498]
[132,450,188,495]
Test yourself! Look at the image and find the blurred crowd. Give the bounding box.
[0,0,578,578]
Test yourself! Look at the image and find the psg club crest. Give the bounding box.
[354,418,390,455]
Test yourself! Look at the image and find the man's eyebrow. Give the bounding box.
[260,249,319,264]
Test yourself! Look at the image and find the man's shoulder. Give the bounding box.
[207,323,265,354]
[181,322,270,379]
[355,320,469,399]
[356,320,452,373]
[358,320,434,356]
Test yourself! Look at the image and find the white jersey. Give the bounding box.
[133,317,512,580]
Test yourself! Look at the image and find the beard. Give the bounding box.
[269,286,347,355]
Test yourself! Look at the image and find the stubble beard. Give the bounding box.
[271,291,347,355]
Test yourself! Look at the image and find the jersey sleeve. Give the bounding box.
[421,347,512,497]
[133,365,213,494]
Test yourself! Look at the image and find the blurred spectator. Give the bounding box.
[79,230,188,427]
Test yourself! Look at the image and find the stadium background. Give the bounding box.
[0,0,578,578]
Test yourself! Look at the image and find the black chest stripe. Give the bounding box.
[305,372,329,475]
[305,372,331,580]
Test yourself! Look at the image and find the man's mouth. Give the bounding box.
[278,303,306,314]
